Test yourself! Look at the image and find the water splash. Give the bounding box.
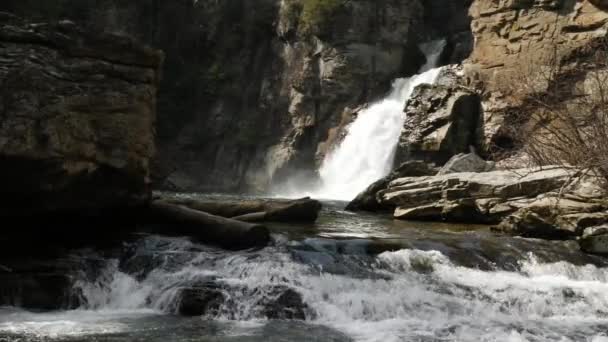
[18,234,602,342]
[277,40,446,201]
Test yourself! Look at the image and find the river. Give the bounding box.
[2,196,608,342]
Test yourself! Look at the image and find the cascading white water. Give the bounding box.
[310,40,446,201]
[24,237,608,342]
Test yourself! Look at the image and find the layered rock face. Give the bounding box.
[464,0,608,150]
[0,0,475,192]
[375,165,607,239]
[395,0,608,163]
[169,0,428,191]
[3,1,607,195]
[0,13,163,215]
[395,67,483,165]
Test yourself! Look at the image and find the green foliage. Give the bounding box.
[201,62,228,96]
[300,0,342,34]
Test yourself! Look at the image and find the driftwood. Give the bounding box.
[148,200,270,250]
[161,197,322,223]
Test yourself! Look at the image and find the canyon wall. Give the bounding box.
[0,13,162,215]
[394,0,608,167]
[0,0,473,192]
[2,0,606,193]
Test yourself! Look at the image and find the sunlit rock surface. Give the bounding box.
[371,166,608,239]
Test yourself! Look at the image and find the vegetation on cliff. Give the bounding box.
[504,39,608,193]
[300,0,342,35]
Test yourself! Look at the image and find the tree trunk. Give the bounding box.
[148,200,270,250]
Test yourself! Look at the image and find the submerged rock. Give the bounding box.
[176,283,308,320]
[177,284,225,317]
[580,225,608,255]
[261,287,308,320]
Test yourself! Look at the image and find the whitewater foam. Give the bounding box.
[277,40,446,201]
[70,243,608,342]
[4,235,608,342]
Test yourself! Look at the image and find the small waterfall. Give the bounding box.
[47,234,608,342]
[313,40,446,201]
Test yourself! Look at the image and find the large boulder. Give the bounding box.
[176,283,226,317]
[0,272,77,310]
[176,283,308,320]
[395,84,483,166]
[379,166,608,237]
[346,160,436,212]
[579,225,608,255]
[438,152,495,175]
[0,14,163,215]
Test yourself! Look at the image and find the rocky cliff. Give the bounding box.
[0,13,163,215]
[464,0,608,153]
[0,0,474,192]
[2,0,607,194]
[393,0,608,166]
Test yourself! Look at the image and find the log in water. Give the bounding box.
[1,201,608,342]
[160,196,322,223]
[148,200,270,250]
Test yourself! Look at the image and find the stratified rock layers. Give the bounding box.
[0,14,163,215]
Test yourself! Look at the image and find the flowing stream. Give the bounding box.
[2,196,608,342]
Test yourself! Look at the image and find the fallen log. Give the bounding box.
[265,198,322,222]
[148,200,270,250]
[160,196,322,223]
[231,211,267,222]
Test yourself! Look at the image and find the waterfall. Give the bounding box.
[312,40,446,201]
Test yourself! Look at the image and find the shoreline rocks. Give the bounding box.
[350,162,608,243]
[346,160,437,212]
[580,225,608,255]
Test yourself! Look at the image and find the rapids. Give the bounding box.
[2,197,608,342]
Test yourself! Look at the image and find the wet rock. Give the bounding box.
[495,208,576,240]
[580,225,608,255]
[346,160,436,212]
[177,284,225,317]
[438,153,495,175]
[0,14,162,216]
[0,268,78,311]
[176,283,308,320]
[260,286,307,320]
